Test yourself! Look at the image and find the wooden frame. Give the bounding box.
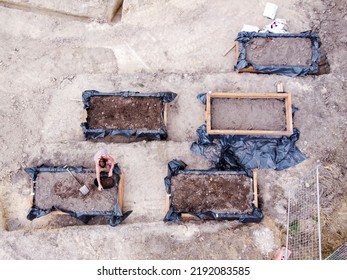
[164,169,258,219]
[206,92,293,136]
[118,169,124,211]
[163,103,168,127]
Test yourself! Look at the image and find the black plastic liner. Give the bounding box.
[24,164,132,226]
[191,124,306,176]
[163,159,263,223]
[81,90,177,141]
[234,31,321,77]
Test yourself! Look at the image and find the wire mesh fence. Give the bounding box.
[285,166,322,260]
[326,243,347,260]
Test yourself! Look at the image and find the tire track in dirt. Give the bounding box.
[0,1,92,22]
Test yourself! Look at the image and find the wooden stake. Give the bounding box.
[70,98,83,102]
[276,83,284,93]
[223,42,236,56]
[253,169,258,208]
[119,169,125,211]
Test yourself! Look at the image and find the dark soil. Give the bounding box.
[90,135,149,143]
[171,173,253,213]
[35,171,118,212]
[87,96,163,130]
[245,37,313,66]
[211,98,286,131]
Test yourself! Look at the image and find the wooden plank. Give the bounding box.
[206,92,293,136]
[208,129,292,136]
[164,194,170,214]
[209,92,290,99]
[163,103,168,127]
[285,93,293,135]
[223,42,236,56]
[83,109,88,120]
[51,211,69,215]
[118,169,124,211]
[253,169,258,208]
[206,92,212,133]
[238,66,257,73]
[182,213,196,219]
[31,181,36,205]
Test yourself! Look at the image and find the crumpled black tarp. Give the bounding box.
[25,164,132,226]
[234,31,321,77]
[163,159,263,223]
[191,124,306,176]
[81,90,177,141]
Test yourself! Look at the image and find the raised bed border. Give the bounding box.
[81,90,177,141]
[234,31,321,77]
[163,159,263,223]
[206,92,293,136]
[24,164,132,227]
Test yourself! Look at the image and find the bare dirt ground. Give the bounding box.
[245,37,313,66]
[35,171,117,212]
[0,0,346,260]
[211,98,286,131]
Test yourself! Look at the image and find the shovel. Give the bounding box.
[65,167,90,195]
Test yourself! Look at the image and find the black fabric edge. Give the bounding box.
[24,165,131,226]
[163,159,263,223]
[234,31,321,77]
[81,90,176,141]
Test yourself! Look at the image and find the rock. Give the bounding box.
[339,36,347,44]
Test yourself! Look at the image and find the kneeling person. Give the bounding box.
[94,148,116,191]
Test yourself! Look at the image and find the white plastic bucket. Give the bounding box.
[263,3,278,20]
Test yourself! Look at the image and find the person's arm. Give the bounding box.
[107,155,115,177]
[96,164,103,191]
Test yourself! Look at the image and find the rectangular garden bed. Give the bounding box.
[234,31,321,77]
[205,92,293,136]
[24,165,131,226]
[81,90,177,142]
[164,160,263,223]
